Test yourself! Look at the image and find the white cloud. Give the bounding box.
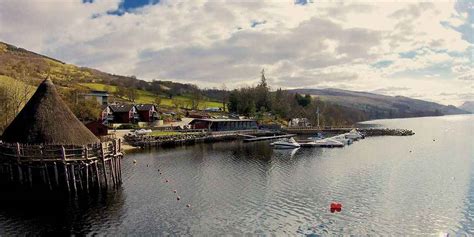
[0,0,471,105]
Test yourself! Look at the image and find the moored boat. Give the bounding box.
[313,138,345,147]
[270,137,301,149]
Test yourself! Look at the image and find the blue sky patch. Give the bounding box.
[84,0,161,15]
[372,60,393,68]
[251,20,266,28]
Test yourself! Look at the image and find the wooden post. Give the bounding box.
[53,162,59,188]
[16,143,23,184]
[100,143,108,189]
[94,161,101,190]
[28,165,33,188]
[85,163,89,193]
[70,163,77,193]
[118,155,122,183]
[44,164,52,191]
[109,159,116,187]
[62,146,70,193]
[77,164,84,192]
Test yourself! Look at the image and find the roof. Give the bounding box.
[135,104,156,111]
[109,104,136,113]
[190,118,256,123]
[86,90,109,96]
[1,79,100,145]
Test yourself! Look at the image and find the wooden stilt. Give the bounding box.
[28,166,33,188]
[85,163,89,193]
[64,164,70,193]
[70,164,77,193]
[16,143,23,184]
[100,143,108,189]
[61,146,71,193]
[94,161,101,190]
[44,164,52,191]
[77,164,84,192]
[109,159,116,187]
[54,162,59,188]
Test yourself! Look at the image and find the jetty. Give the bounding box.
[0,79,123,193]
[283,127,414,137]
[243,134,295,142]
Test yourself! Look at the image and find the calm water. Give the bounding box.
[0,115,473,235]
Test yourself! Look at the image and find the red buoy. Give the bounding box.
[330,202,342,212]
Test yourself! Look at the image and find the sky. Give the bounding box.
[0,0,472,106]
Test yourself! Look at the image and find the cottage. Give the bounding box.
[135,104,159,122]
[101,105,114,125]
[189,118,258,131]
[109,104,139,124]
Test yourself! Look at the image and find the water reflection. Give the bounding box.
[0,189,125,235]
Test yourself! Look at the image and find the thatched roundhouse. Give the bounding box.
[1,78,99,145]
[0,79,122,193]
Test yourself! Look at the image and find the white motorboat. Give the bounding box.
[332,134,353,145]
[270,137,301,149]
[313,138,345,147]
[344,129,363,140]
[308,132,325,141]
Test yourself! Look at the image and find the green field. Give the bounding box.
[80,82,223,109]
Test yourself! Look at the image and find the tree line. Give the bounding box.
[227,70,367,126]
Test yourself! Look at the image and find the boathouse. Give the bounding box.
[0,78,123,193]
[189,118,258,131]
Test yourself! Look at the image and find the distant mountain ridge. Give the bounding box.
[289,88,468,120]
[459,101,474,113]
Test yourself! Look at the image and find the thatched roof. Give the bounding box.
[1,79,100,145]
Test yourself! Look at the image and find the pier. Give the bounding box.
[243,134,295,142]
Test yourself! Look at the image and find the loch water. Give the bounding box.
[0,115,473,235]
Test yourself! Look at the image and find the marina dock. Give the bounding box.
[243,134,295,142]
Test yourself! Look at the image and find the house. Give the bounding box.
[100,105,114,125]
[84,90,109,105]
[288,118,311,127]
[135,104,159,122]
[109,104,139,124]
[189,118,258,131]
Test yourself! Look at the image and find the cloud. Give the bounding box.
[0,0,471,105]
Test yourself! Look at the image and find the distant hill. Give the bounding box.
[289,88,468,120]
[459,101,474,113]
[0,41,223,108]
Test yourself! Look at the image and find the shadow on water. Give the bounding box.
[0,188,125,235]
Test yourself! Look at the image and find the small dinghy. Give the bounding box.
[270,137,301,149]
[344,129,363,140]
